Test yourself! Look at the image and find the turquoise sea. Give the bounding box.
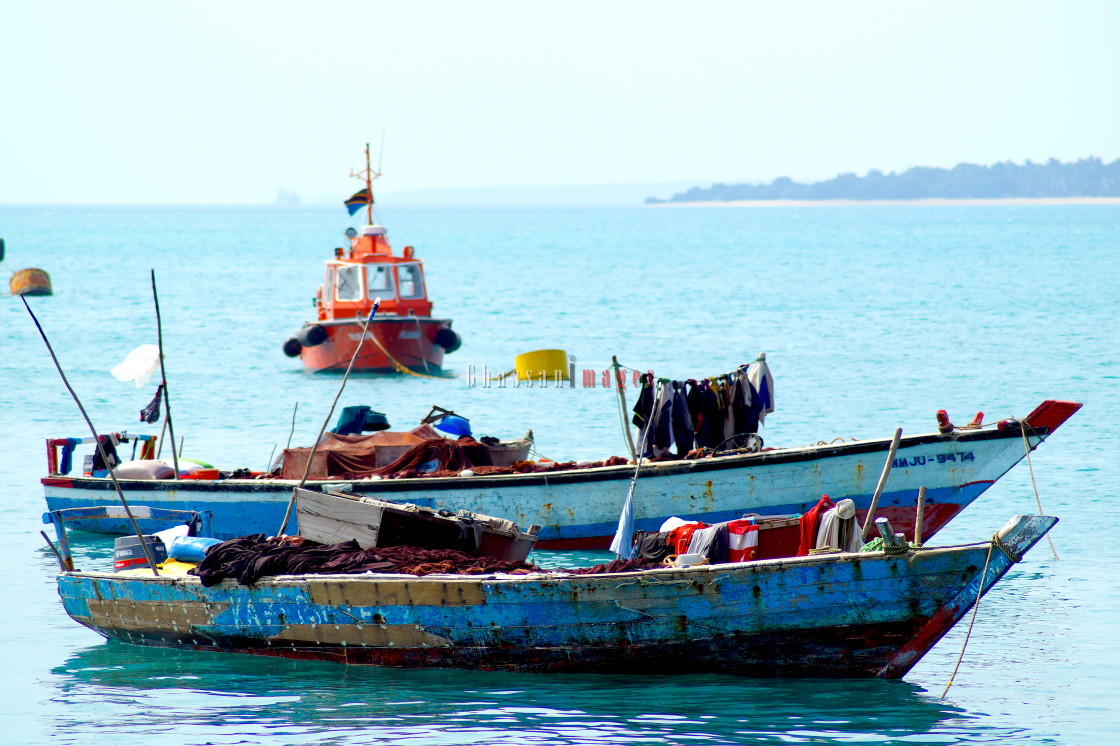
[1,203,1117,744]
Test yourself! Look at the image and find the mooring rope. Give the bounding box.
[941,532,1012,699]
[1016,417,1059,560]
[362,328,445,379]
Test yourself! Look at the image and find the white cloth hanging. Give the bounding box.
[746,352,775,425]
[815,498,863,552]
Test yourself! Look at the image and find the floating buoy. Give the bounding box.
[514,349,569,381]
[10,267,53,297]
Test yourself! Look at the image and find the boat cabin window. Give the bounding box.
[335,265,363,301]
[366,265,394,298]
[397,264,425,299]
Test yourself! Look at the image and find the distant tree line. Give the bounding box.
[646,157,1120,203]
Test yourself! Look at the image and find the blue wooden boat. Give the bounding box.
[53,513,1056,678]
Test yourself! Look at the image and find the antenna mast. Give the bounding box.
[350,142,381,225]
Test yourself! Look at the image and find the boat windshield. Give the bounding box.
[397,264,425,299]
[336,265,363,301]
[366,265,394,298]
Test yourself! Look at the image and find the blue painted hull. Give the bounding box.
[55,515,1057,677]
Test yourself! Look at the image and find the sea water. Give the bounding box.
[0,203,1117,744]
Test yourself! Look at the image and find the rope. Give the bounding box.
[1018,418,1059,561]
[941,533,1008,699]
[363,328,444,379]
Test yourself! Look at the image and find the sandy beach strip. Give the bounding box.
[649,197,1120,207]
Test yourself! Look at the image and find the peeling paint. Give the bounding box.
[56,515,1056,678]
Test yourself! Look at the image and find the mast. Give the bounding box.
[351,142,380,226]
[364,142,373,225]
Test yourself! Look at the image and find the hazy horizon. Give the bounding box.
[3,2,1117,206]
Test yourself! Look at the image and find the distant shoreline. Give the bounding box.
[649,197,1120,207]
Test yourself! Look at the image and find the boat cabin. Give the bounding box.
[318,225,433,320]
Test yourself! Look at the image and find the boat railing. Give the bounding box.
[45,432,157,476]
[42,505,213,572]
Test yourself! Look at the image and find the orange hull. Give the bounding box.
[298,318,452,373]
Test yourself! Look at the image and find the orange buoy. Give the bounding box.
[10,268,53,296]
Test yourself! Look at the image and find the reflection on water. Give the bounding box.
[50,642,1013,746]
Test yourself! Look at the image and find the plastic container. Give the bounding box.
[167,536,223,563]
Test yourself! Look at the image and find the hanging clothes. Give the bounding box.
[747,354,775,426]
[727,519,760,562]
[719,375,736,442]
[797,495,836,556]
[631,373,655,429]
[58,437,82,475]
[815,499,864,553]
[631,531,673,563]
[666,521,709,555]
[650,381,676,456]
[91,434,120,472]
[730,366,760,436]
[690,380,723,449]
[140,384,164,424]
[684,523,730,564]
[670,381,693,457]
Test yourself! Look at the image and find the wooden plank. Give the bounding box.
[296,490,383,547]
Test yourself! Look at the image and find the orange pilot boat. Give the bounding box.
[283,146,461,374]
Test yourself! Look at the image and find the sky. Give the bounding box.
[1,1,1117,204]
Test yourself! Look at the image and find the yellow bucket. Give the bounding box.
[514,349,569,381]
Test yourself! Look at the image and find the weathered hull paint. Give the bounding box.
[56,515,1056,678]
[43,422,1061,546]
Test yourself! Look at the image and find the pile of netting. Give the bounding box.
[189,534,659,587]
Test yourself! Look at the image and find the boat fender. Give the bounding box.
[460,469,475,477]
[282,338,302,357]
[434,327,461,353]
[297,325,328,347]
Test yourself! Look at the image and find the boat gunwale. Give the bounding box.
[57,534,1012,586]
[303,316,452,328]
[42,423,1045,491]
